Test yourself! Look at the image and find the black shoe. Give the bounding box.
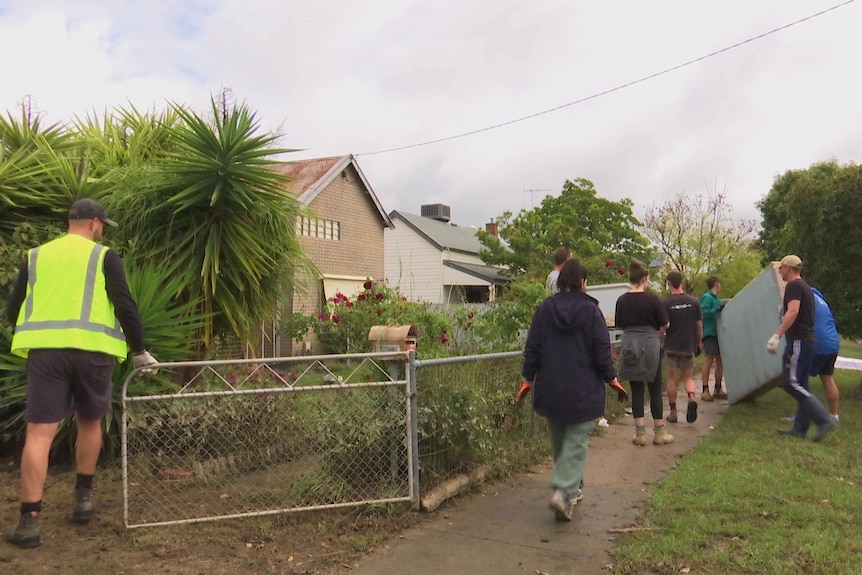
[70,488,94,523]
[777,428,806,439]
[686,400,698,423]
[6,513,41,548]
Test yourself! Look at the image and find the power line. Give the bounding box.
[358,0,855,156]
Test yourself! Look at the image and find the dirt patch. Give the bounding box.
[1,397,726,575]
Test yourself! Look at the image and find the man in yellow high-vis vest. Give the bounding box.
[5,198,158,549]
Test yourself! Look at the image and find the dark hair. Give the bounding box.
[552,246,571,266]
[557,258,588,292]
[706,276,720,290]
[628,258,649,285]
[666,270,683,289]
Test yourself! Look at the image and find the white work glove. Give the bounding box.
[766,334,780,354]
[132,350,159,374]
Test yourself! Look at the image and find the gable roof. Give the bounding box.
[274,154,393,228]
[389,210,486,256]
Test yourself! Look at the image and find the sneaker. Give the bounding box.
[549,488,573,521]
[70,488,93,523]
[777,428,806,439]
[686,400,698,423]
[714,389,728,400]
[780,415,796,423]
[701,391,714,402]
[666,409,678,423]
[6,513,41,549]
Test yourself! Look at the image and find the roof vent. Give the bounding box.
[421,203,451,222]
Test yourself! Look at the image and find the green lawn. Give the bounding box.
[612,339,862,575]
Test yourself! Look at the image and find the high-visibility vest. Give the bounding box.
[11,234,128,358]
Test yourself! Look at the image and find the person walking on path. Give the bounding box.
[521,258,627,521]
[614,259,672,447]
[545,246,572,294]
[771,255,837,442]
[5,198,159,549]
[662,271,702,424]
[700,276,727,401]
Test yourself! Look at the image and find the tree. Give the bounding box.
[477,178,652,284]
[758,161,862,339]
[641,182,759,292]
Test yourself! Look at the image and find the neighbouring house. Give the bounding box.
[265,154,393,356]
[385,204,509,305]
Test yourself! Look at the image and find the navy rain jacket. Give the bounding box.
[522,291,617,424]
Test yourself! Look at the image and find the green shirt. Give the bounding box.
[700,290,722,338]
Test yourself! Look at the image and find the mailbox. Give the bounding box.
[368,324,418,352]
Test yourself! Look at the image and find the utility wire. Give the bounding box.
[358,0,855,156]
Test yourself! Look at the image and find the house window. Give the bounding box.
[296,216,341,240]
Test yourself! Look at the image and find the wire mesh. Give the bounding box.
[122,354,413,527]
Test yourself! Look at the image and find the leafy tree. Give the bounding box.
[641,183,759,292]
[477,178,652,283]
[758,161,862,338]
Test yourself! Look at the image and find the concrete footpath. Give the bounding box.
[344,398,728,575]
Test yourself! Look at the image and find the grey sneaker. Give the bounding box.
[6,513,41,548]
[549,488,573,521]
[70,488,94,523]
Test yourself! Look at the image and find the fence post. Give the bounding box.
[407,349,420,508]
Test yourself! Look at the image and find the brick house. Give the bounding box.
[268,154,393,355]
[385,204,509,305]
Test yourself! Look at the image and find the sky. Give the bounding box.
[2,0,860,229]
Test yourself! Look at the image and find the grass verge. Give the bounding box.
[611,340,862,575]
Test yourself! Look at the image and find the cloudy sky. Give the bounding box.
[2,0,859,228]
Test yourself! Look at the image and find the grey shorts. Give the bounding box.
[25,349,116,423]
[702,336,720,357]
[664,350,695,372]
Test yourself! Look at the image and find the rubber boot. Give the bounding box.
[800,395,838,442]
[653,425,674,445]
[666,409,678,423]
[632,427,647,447]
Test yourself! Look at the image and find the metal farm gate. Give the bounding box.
[120,351,418,528]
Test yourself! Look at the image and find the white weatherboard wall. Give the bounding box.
[717,263,785,405]
[385,224,444,303]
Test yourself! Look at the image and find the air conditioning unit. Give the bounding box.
[421,203,451,222]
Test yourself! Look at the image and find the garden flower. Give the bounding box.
[363,280,373,290]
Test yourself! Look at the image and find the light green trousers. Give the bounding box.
[547,419,596,498]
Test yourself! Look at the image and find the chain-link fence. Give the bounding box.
[122,349,541,528]
[121,352,416,528]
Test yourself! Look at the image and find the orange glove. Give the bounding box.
[609,379,628,402]
[515,381,532,404]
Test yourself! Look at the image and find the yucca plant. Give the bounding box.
[109,95,315,355]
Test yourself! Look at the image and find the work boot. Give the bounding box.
[5,513,40,549]
[714,388,728,400]
[653,425,675,445]
[548,488,573,521]
[632,428,647,447]
[686,400,698,423]
[701,390,714,402]
[70,488,94,523]
[800,396,839,443]
[666,409,678,423]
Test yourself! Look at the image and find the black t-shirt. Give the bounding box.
[663,293,702,354]
[615,291,668,330]
[784,278,814,341]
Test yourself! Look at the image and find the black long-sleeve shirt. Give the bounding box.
[5,249,145,354]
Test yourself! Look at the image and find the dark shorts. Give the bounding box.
[809,352,838,377]
[702,336,720,356]
[25,349,116,423]
[664,350,695,371]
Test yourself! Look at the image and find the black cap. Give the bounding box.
[68,198,118,227]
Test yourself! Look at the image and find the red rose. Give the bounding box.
[617,268,625,275]
[331,314,340,323]
[357,293,367,301]
[440,333,449,344]
[363,280,373,290]
[375,293,385,300]
[605,259,613,267]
